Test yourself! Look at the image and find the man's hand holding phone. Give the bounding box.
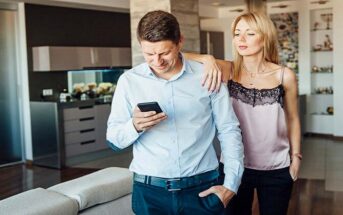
[133,102,167,132]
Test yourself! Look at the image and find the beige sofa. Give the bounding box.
[0,167,134,215]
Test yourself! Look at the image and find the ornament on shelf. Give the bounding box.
[320,13,333,30]
[324,34,333,50]
[326,106,334,115]
[313,22,320,31]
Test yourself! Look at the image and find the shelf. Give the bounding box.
[311,93,333,95]
[311,28,332,32]
[311,49,333,52]
[310,113,333,116]
[306,7,334,135]
[311,72,333,74]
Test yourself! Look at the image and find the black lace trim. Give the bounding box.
[228,80,285,107]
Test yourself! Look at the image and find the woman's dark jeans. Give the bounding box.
[219,163,293,215]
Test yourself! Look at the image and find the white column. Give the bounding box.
[333,0,343,137]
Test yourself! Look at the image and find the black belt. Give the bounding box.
[133,169,219,191]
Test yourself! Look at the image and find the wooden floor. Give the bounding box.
[1,164,343,215]
[0,164,97,200]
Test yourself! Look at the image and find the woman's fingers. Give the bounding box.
[201,71,209,86]
[206,70,214,91]
[209,69,217,92]
[201,57,223,92]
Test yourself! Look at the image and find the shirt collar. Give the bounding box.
[142,52,193,80]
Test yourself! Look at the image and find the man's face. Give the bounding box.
[140,40,182,76]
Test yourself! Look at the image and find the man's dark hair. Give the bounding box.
[137,10,181,44]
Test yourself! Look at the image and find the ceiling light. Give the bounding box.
[211,2,223,6]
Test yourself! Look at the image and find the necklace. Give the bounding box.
[243,64,266,86]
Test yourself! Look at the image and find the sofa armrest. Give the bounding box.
[48,167,132,211]
[0,188,78,215]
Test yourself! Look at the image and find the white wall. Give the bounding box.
[333,0,343,136]
[296,0,311,95]
[199,4,218,18]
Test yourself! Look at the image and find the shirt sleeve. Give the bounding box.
[106,75,141,150]
[210,83,244,193]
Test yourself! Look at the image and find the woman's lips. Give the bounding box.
[239,45,248,50]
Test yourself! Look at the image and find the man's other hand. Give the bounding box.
[199,185,235,208]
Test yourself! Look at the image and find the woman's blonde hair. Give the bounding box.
[231,12,279,81]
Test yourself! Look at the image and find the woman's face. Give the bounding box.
[233,19,264,57]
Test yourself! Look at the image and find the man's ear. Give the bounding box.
[178,35,185,50]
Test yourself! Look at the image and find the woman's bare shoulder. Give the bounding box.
[282,66,297,90]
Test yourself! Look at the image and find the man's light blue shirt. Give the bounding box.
[107,55,244,192]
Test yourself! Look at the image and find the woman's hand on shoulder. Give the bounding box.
[201,55,221,92]
[183,52,232,92]
[201,55,232,92]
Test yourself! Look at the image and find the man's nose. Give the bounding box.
[153,55,163,65]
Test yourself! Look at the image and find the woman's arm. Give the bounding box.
[283,67,302,181]
[183,53,232,92]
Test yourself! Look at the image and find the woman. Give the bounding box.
[185,12,301,215]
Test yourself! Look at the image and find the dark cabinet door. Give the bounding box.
[200,31,225,59]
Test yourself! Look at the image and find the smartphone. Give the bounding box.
[137,102,163,114]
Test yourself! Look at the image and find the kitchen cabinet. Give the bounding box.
[32,46,131,71]
[31,100,111,168]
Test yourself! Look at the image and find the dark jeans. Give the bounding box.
[219,163,293,215]
[132,178,224,215]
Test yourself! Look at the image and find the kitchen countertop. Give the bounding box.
[31,96,112,109]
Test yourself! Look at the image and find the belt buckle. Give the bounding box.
[166,178,181,191]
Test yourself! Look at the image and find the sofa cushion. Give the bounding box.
[48,167,132,211]
[79,194,133,215]
[0,187,78,215]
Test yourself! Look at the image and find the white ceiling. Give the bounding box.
[199,0,245,7]
[198,0,293,8]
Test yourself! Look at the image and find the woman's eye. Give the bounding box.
[248,33,255,36]
[234,33,240,37]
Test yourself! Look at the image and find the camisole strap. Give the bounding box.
[280,66,285,85]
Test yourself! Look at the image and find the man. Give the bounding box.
[107,10,243,215]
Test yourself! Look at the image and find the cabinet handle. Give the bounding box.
[80,128,95,133]
[79,105,94,109]
[80,140,96,145]
[79,117,94,121]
